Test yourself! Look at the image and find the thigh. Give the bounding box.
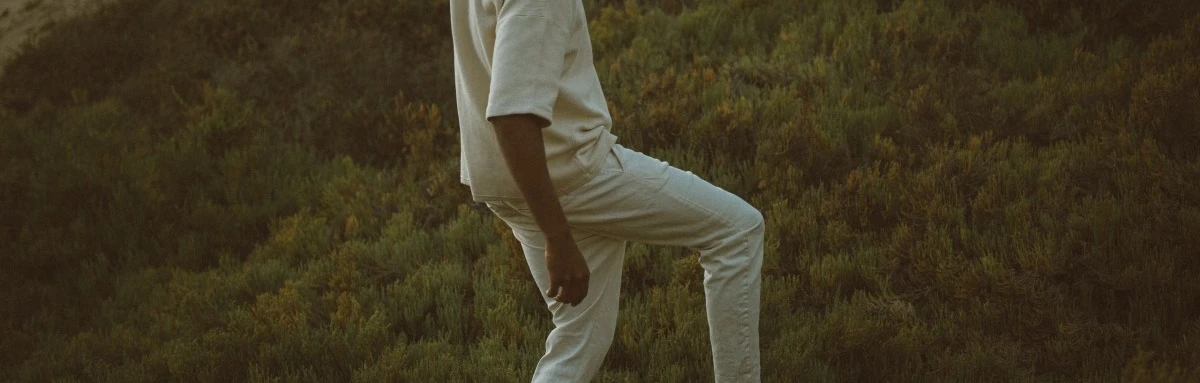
[503,145,762,251]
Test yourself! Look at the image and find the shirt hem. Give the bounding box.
[464,129,617,203]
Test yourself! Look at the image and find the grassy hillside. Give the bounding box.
[1,0,1198,381]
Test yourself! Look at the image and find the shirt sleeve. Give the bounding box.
[484,0,571,126]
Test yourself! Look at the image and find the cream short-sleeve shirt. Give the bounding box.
[450,0,618,201]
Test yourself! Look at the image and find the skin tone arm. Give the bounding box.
[490,114,590,306]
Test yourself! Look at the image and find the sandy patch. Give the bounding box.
[0,0,110,73]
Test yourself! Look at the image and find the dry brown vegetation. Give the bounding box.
[1,0,1198,381]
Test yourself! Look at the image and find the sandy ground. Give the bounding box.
[0,0,110,73]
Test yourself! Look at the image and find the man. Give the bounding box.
[449,0,764,381]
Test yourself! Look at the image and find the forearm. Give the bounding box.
[490,114,572,239]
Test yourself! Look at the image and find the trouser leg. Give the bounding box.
[555,145,764,382]
[490,214,628,383]
[488,143,763,382]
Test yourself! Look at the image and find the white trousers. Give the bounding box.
[486,144,764,382]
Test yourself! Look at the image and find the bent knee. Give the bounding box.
[732,201,765,236]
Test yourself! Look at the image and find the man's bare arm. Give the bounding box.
[490,114,570,236]
[490,114,589,306]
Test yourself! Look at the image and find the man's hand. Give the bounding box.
[490,114,590,306]
[545,233,589,306]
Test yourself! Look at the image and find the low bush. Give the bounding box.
[2,0,1197,381]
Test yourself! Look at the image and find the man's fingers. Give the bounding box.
[567,279,588,306]
[547,270,590,305]
[565,284,579,306]
[548,280,588,306]
[575,279,589,305]
[573,288,587,305]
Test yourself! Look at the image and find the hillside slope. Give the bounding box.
[1,0,1198,381]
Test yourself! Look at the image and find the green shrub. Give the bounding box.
[2,0,1198,381]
